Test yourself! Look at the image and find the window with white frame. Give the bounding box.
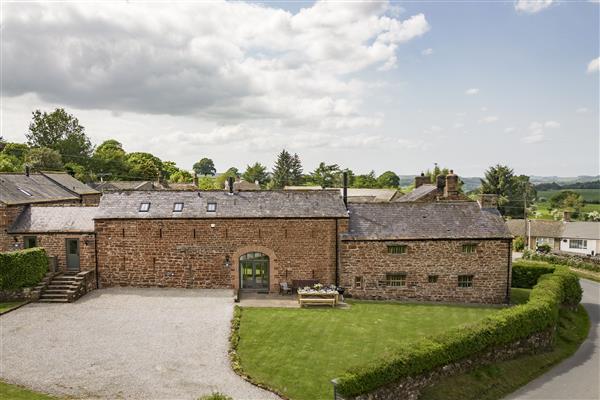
[569,239,587,249]
[207,202,217,212]
[173,202,184,212]
[139,202,150,212]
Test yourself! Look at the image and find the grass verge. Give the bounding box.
[234,301,499,400]
[0,381,59,400]
[0,301,26,314]
[570,268,600,283]
[420,304,590,400]
[510,288,531,305]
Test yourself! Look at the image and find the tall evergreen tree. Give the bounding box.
[271,149,294,189]
[290,153,303,185]
[242,162,269,186]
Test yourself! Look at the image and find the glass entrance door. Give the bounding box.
[240,252,269,290]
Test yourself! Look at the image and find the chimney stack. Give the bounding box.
[444,170,458,198]
[342,171,348,209]
[436,175,445,193]
[227,176,234,195]
[25,165,30,177]
[478,194,498,209]
[415,173,429,188]
[563,210,571,222]
[193,172,198,187]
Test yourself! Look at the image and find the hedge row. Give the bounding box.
[523,250,600,273]
[335,266,581,397]
[0,248,49,290]
[512,260,556,288]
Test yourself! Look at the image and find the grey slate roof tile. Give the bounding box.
[0,173,80,205]
[344,202,512,240]
[9,206,97,233]
[395,184,438,202]
[42,172,100,195]
[95,190,348,219]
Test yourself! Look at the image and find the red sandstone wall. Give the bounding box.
[341,239,511,304]
[95,218,342,291]
[11,233,96,272]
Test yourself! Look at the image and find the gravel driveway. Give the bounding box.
[0,288,278,400]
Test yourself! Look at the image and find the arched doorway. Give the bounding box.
[239,252,270,290]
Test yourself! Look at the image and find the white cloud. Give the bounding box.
[522,134,544,143]
[515,0,553,13]
[421,48,434,56]
[576,107,589,114]
[479,116,499,123]
[504,127,515,133]
[544,120,560,128]
[465,88,480,95]
[521,120,558,143]
[1,0,430,132]
[397,138,429,150]
[454,122,465,129]
[587,57,600,74]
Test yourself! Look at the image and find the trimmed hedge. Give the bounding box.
[512,260,556,288]
[523,250,600,273]
[334,266,581,397]
[0,248,49,290]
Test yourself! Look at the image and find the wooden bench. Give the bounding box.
[292,279,319,292]
[299,297,336,308]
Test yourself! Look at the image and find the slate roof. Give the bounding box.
[42,172,100,195]
[343,202,511,240]
[395,184,438,202]
[561,222,600,240]
[505,219,563,238]
[95,190,348,219]
[284,187,400,202]
[0,173,80,205]
[9,206,97,233]
[92,181,158,191]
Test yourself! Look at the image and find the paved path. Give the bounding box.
[506,279,600,400]
[0,288,279,400]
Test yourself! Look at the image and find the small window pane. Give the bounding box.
[24,236,37,249]
[354,276,362,289]
[428,275,438,283]
[458,275,474,288]
[387,245,407,254]
[173,202,184,212]
[386,273,406,287]
[569,240,587,249]
[462,244,477,253]
[207,202,217,212]
[139,202,151,212]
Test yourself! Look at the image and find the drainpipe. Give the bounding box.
[335,220,339,287]
[506,239,512,304]
[94,232,99,289]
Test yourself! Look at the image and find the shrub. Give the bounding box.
[513,236,525,252]
[334,267,581,397]
[537,244,552,253]
[523,251,600,273]
[0,248,48,289]
[512,260,556,288]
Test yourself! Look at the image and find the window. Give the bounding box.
[139,202,151,212]
[17,187,32,197]
[536,237,553,246]
[569,239,587,249]
[207,202,217,212]
[173,202,184,212]
[354,276,363,289]
[462,244,477,253]
[458,275,474,288]
[428,275,438,283]
[387,245,407,254]
[385,273,406,287]
[24,236,37,249]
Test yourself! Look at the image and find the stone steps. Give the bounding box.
[38,273,80,303]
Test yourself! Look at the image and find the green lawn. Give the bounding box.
[0,301,26,314]
[510,288,531,305]
[532,200,600,220]
[237,302,500,400]
[420,305,590,400]
[0,381,59,400]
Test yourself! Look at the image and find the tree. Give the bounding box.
[310,162,341,188]
[65,162,94,182]
[125,152,163,180]
[0,153,21,172]
[216,167,240,188]
[290,153,303,185]
[193,158,216,176]
[271,149,294,189]
[242,162,269,186]
[549,191,584,213]
[92,139,128,179]
[26,108,93,165]
[198,176,218,190]
[169,170,194,183]
[480,164,532,217]
[2,142,29,162]
[353,171,378,188]
[25,147,63,171]
[377,171,400,188]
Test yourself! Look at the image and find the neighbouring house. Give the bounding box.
[396,171,470,203]
[91,180,163,192]
[341,200,512,304]
[225,178,261,191]
[0,171,100,252]
[505,219,600,256]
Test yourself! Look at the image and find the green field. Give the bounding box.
[537,189,600,203]
[533,201,600,220]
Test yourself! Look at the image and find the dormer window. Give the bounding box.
[139,202,151,212]
[173,202,184,212]
[207,202,217,212]
[17,187,32,196]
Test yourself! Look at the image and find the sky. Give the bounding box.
[1,0,598,177]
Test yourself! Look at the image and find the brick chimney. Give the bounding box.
[444,170,459,198]
[414,173,429,188]
[563,211,571,222]
[478,194,498,209]
[436,175,445,194]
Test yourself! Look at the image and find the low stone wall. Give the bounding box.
[0,287,39,302]
[334,329,554,400]
[71,270,97,302]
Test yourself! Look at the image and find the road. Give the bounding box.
[506,279,599,400]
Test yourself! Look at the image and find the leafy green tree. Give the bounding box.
[377,171,400,188]
[26,108,93,165]
[352,171,378,188]
[125,152,162,180]
[0,153,21,172]
[198,176,218,190]
[216,167,240,188]
[193,158,216,176]
[2,142,29,162]
[242,162,269,186]
[169,170,194,183]
[340,168,355,187]
[92,139,128,179]
[480,164,532,217]
[549,191,584,213]
[0,136,5,152]
[65,162,94,182]
[25,147,63,171]
[271,149,294,189]
[310,162,341,188]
